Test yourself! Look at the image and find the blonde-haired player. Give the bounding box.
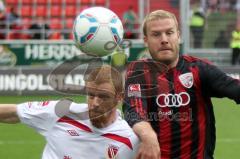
[0,65,139,159]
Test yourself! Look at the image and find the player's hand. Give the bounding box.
[135,133,160,159]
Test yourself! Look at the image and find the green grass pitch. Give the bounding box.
[0,96,239,159]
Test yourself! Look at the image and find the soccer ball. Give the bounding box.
[73,7,124,57]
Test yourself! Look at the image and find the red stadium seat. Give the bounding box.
[20,6,33,17]
[22,18,32,29]
[7,31,31,40]
[5,0,19,5]
[50,5,62,17]
[5,6,12,13]
[7,31,21,40]
[6,25,23,40]
[65,6,77,17]
[50,18,62,30]
[36,0,48,5]
[66,0,77,5]
[49,32,62,40]
[50,0,62,4]
[68,32,74,39]
[65,18,74,29]
[79,5,90,12]
[21,34,31,40]
[22,0,33,4]
[81,0,91,5]
[95,0,105,5]
[36,6,47,17]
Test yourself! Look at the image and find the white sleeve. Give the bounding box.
[117,133,140,159]
[16,101,59,136]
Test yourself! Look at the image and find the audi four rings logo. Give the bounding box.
[156,92,190,107]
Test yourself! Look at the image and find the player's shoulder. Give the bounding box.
[16,100,61,124]
[20,100,59,109]
[126,58,156,76]
[127,58,152,68]
[109,116,138,138]
[70,102,88,113]
[182,55,213,66]
[69,102,88,113]
[103,118,139,150]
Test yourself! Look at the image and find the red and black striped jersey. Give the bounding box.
[123,55,240,159]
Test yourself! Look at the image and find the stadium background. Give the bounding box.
[0,0,240,158]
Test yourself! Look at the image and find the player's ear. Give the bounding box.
[144,35,148,47]
[116,92,124,102]
[177,30,181,43]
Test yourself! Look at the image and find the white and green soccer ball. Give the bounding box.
[73,7,124,57]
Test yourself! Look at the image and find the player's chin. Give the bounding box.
[89,115,100,122]
[89,112,102,119]
[153,55,173,64]
[90,117,106,128]
[90,119,102,128]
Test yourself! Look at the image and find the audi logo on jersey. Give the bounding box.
[156,92,190,107]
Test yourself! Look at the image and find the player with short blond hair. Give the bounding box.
[124,9,240,159]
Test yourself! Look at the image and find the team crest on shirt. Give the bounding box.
[179,72,194,88]
[106,145,119,159]
[128,84,141,97]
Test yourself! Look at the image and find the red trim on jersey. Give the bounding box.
[102,133,133,150]
[58,116,93,133]
[42,101,50,106]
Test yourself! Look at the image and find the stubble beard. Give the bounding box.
[89,110,112,128]
[151,48,179,68]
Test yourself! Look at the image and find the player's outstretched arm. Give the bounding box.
[0,104,20,123]
[133,121,160,159]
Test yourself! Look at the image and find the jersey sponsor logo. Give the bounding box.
[156,92,190,107]
[158,110,173,116]
[128,84,141,97]
[179,72,194,88]
[158,108,193,121]
[106,145,119,159]
[67,130,79,136]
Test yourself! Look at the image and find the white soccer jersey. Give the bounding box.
[16,100,139,159]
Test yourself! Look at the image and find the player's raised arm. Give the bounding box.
[0,104,19,123]
[133,121,160,159]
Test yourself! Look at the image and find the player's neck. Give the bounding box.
[103,113,117,128]
[168,56,179,69]
[94,112,117,129]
